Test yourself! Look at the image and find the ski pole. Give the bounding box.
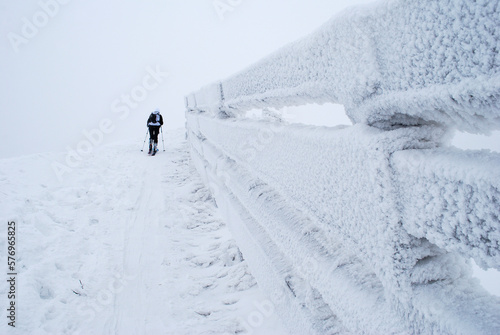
[160,126,165,151]
[140,129,149,152]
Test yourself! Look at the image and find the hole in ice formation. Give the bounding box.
[245,103,351,127]
[471,259,500,297]
[451,130,500,153]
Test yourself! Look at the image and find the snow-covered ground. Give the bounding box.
[0,129,286,334]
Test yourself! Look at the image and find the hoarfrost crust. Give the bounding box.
[187,0,500,133]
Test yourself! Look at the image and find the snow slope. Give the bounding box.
[0,129,286,334]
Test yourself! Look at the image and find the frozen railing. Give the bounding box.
[185,0,500,333]
[186,0,500,133]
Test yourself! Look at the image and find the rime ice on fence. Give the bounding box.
[187,0,500,134]
[185,0,500,333]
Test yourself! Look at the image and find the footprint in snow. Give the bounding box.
[222,299,238,305]
[39,286,54,300]
[195,310,212,317]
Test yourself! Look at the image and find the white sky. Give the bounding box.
[1,0,498,158]
[0,0,374,158]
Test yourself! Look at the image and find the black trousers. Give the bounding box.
[149,126,160,144]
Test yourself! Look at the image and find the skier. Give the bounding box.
[147,108,163,155]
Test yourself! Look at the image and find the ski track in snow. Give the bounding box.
[0,129,285,335]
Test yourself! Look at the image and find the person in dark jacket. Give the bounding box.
[147,108,163,155]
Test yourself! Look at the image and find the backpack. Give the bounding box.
[148,113,156,124]
[147,112,163,126]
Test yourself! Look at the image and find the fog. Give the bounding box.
[2,0,499,159]
[0,0,375,158]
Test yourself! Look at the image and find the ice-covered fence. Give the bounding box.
[185,0,500,333]
[186,0,500,133]
[187,115,500,333]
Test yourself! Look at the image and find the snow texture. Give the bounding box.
[186,0,500,134]
[187,82,226,117]
[0,130,286,334]
[393,148,500,271]
[186,113,500,334]
[184,0,500,333]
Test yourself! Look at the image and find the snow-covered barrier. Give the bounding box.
[186,82,224,116]
[187,0,500,134]
[187,113,500,334]
[393,149,500,271]
[185,0,500,333]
